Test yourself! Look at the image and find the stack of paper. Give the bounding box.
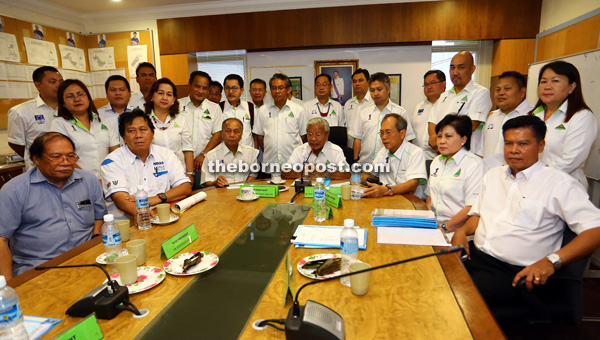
[371,209,437,228]
[291,225,367,249]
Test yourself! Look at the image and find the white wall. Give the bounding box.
[248,45,432,115]
[539,0,600,32]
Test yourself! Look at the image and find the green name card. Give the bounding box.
[304,186,314,198]
[328,187,342,195]
[311,200,334,219]
[54,313,102,340]
[161,224,199,259]
[325,190,342,208]
[240,184,279,197]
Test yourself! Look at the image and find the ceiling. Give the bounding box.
[45,0,217,14]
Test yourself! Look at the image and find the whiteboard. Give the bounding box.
[527,49,600,180]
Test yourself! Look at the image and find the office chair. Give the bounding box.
[328,127,354,165]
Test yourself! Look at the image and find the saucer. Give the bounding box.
[269,179,286,185]
[151,214,179,225]
[237,194,259,202]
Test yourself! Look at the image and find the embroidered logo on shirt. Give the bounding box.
[288,112,294,118]
[461,95,468,102]
[331,110,336,115]
[555,124,566,130]
[101,159,114,166]
[101,124,108,130]
[368,114,372,120]
[204,109,210,114]
[453,169,462,177]
[153,161,168,177]
[432,168,439,177]
[202,115,212,121]
[34,115,45,124]
[349,104,353,109]
[311,110,317,115]
[174,122,180,128]
[417,109,424,115]
[487,124,494,130]
[71,125,77,132]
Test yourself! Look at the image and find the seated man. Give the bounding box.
[452,115,600,319]
[101,109,192,219]
[362,114,427,198]
[0,132,106,279]
[283,117,349,179]
[201,117,259,187]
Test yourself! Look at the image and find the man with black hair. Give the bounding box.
[304,74,345,127]
[130,62,157,109]
[208,81,223,104]
[344,68,371,148]
[250,78,271,108]
[220,74,256,148]
[8,66,63,170]
[98,75,133,145]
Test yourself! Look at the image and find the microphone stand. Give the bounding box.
[290,150,313,203]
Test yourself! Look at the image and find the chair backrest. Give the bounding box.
[558,227,591,325]
[328,127,348,148]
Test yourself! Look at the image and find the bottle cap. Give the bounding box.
[344,219,354,228]
[0,275,6,289]
[137,185,144,191]
[316,177,323,183]
[104,214,114,222]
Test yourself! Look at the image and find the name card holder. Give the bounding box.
[161,224,199,259]
[305,188,343,208]
[240,184,279,197]
[53,313,102,340]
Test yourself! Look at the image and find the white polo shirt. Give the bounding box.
[7,96,58,170]
[429,80,492,156]
[129,92,146,110]
[101,144,190,199]
[149,112,193,169]
[371,140,427,198]
[50,114,119,179]
[481,99,533,159]
[426,148,482,224]
[286,141,348,173]
[253,100,307,173]
[348,101,415,165]
[344,92,372,148]
[532,100,597,190]
[409,99,437,160]
[97,104,134,146]
[179,97,224,158]
[221,100,255,148]
[471,161,600,267]
[303,98,345,127]
[200,142,259,183]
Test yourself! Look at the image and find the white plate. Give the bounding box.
[108,266,165,294]
[279,186,289,192]
[163,251,219,276]
[96,248,129,265]
[297,253,341,280]
[237,194,259,202]
[151,214,179,225]
[269,179,286,185]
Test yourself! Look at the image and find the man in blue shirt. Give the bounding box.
[0,132,107,280]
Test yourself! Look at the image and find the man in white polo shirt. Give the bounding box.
[253,73,307,176]
[129,62,157,110]
[344,69,372,148]
[98,75,134,146]
[201,118,259,187]
[481,71,533,169]
[8,66,63,170]
[179,71,224,189]
[220,74,256,148]
[101,109,191,218]
[304,74,345,127]
[363,114,426,198]
[428,51,492,156]
[452,115,600,320]
[284,117,349,179]
[349,72,415,166]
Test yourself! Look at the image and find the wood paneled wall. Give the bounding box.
[491,39,536,77]
[157,0,542,55]
[536,14,600,62]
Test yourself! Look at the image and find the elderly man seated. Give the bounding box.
[201,117,259,187]
[101,109,191,219]
[0,132,106,279]
[362,114,427,198]
[283,117,349,179]
[452,115,600,322]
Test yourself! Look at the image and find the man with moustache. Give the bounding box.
[220,74,256,148]
[304,74,345,127]
[344,69,371,148]
[129,62,157,109]
[98,75,133,145]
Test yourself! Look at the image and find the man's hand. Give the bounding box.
[512,258,555,291]
[194,154,205,171]
[451,229,470,259]
[362,182,386,198]
[215,176,229,188]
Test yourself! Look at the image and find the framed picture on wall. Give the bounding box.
[314,59,359,106]
[388,74,402,106]
[289,76,303,100]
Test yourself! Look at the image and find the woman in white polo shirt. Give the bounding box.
[51,79,119,179]
[425,114,483,232]
[530,61,596,190]
[144,78,194,182]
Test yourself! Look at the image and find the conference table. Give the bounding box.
[9,180,505,339]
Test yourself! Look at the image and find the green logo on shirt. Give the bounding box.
[174,122,180,128]
[204,109,210,114]
[202,115,212,121]
[331,110,337,115]
[101,124,108,130]
[555,124,566,130]
[453,169,462,177]
[461,95,468,102]
[288,112,294,117]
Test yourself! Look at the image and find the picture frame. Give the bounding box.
[388,73,402,106]
[289,76,303,100]
[314,59,359,106]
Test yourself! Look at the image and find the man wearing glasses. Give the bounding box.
[304,74,345,127]
[220,74,256,148]
[0,132,107,279]
[409,70,446,161]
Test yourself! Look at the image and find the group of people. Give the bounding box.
[1,52,600,327]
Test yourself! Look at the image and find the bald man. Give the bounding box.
[428,51,492,156]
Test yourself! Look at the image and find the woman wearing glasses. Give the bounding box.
[144,78,194,181]
[51,79,119,179]
[425,114,483,233]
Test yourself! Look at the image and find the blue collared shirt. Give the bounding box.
[0,168,107,276]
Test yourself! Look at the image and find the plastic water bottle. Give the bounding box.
[135,185,151,231]
[0,275,30,340]
[313,177,327,222]
[351,170,362,200]
[340,218,359,287]
[101,214,121,275]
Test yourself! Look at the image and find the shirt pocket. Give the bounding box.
[284,117,299,134]
[514,199,544,229]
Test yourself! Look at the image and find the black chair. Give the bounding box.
[328,126,354,166]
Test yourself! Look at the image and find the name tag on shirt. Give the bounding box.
[34,115,46,124]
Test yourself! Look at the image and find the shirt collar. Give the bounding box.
[452,79,475,94]
[500,99,533,116]
[124,144,155,165]
[389,139,407,159]
[30,166,82,187]
[505,160,545,180]
[271,100,290,111]
[439,147,468,164]
[220,142,245,156]
[36,95,56,111]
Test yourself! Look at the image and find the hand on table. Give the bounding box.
[362,182,386,198]
[451,229,470,259]
[512,258,555,291]
[215,176,229,188]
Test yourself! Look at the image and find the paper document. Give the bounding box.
[59,44,86,72]
[89,47,116,71]
[0,32,20,62]
[377,227,450,246]
[24,315,62,340]
[292,225,367,249]
[24,37,58,67]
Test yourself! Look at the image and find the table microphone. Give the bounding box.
[294,151,314,194]
[274,245,465,340]
[36,263,140,320]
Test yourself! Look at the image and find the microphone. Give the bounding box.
[281,246,465,340]
[36,263,140,319]
[294,150,314,194]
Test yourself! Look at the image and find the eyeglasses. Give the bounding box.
[42,153,79,164]
[379,130,401,137]
[307,133,325,139]
[270,86,288,91]
[64,92,87,100]
[422,81,443,88]
[224,86,240,92]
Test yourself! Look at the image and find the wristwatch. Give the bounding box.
[385,185,394,196]
[158,193,168,203]
[440,224,449,232]
[546,253,562,270]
